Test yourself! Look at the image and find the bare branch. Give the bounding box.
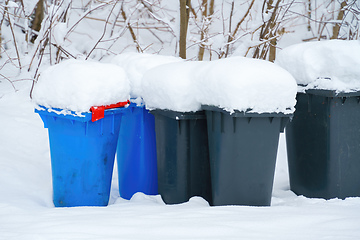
[86,1,119,59]
[64,3,109,40]
[198,0,208,61]
[179,0,190,59]
[231,0,256,40]
[120,3,142,53]
[5,2,22,68]
[0,73,17,91]
[224,0,235,58]
[331,1,347,39]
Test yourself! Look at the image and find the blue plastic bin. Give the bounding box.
[117,103,158,200]
[36,106,126,207]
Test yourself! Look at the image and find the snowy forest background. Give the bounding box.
[1,0,360,93]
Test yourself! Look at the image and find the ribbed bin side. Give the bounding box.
[117,104,158,200]
[286,92,360,199]
[205,109,288,206]
[36,108,124,207]
[152,110,212,205]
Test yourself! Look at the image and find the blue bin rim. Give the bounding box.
[128,102,145,109]
[201,105,293,118]
[35,105,127,122]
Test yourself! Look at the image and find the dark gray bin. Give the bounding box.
[203,106,290,206]
[286,89,360,199]
[151,110,212,205]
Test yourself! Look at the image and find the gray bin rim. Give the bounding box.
[303,89,360,97]
[150,109,206,120]
[201,105,293,118]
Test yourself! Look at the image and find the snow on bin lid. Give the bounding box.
[276,40,360,92]
[111,52,183,99]
[142,61,204,112]
[197,57,297,114]
[141,57,297,114]
[32,59,130,113]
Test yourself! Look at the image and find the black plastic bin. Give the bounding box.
[151,110,212,205]
[286,89,360,199]
[203,106,290,206]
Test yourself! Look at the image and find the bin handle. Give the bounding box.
[90,100,130,122]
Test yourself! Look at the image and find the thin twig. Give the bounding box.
[51,43,76,59]
[120,3,142,53]
[64,3,108,40]
[224,0,234,58]
[86,1,119,59]
[6,6,22,68]
[231,0,256,40]
[0,73,18,91]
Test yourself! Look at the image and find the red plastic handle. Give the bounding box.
[90,100,130,122]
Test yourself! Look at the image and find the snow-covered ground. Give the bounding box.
[1,80,360,240]
[1,0,360,237]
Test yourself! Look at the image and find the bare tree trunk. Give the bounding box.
[307,0,311,31]
[224,1,235,58]
[31,0,44,43]
[253,0,281,62]
[179,0,190,59]
[198,0,207,61]
[331,1,347,39]
[209,0,215,16]
[268,37,277,62]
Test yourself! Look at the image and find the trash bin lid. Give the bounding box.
[305,89,360,97]
[150,109,206,120]
[90,100,130,122]
[201,105,292,118]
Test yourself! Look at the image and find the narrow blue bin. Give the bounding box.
[117,103,158,200]
[36,107,126,207]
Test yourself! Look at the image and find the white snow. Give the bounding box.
[142,57,297,114]
[19,0,39,15]
[29,53,297,119]
[196,57,297,114]
[110,52,183,100]
[0,84,359,239]
[51,22,68,47]
[5,1,19,8]
[32,59,130,113]
[142,61,204,112]
[276,40,360,92]
[32,55,294,114]
[1,1,360,238]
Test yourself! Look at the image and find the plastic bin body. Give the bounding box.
[286,90,360,199]
[36,107,125,207]
[151,110,212,205]
[117,103,158,200]
[204,106,290,206]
